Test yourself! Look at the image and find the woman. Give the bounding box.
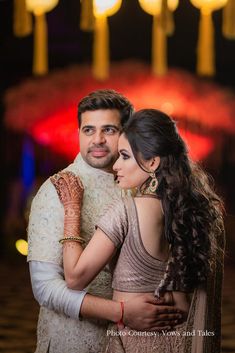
[51,109,224,353]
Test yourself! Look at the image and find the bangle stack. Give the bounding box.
[59,236,85,245]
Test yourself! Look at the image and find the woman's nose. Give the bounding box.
[113,159,120,171]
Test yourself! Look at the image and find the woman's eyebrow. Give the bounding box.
[119,149,129,154]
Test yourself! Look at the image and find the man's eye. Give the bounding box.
[83,128,94,135]
[103,128,117,135]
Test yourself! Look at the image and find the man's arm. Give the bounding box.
[29,260,182,329]
[80,293,183,331]
[27,178,88,318]
[29,260,86,319]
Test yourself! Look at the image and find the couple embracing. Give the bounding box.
[28,89,224,353]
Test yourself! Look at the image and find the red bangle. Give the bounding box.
[117,301,124,328]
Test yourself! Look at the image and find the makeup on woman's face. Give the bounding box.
[113,134,150,189]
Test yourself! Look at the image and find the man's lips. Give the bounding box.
[89,149,109,157]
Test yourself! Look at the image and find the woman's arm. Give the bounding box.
[63,228,116,290]
[51,171,117,291]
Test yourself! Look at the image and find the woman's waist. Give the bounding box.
[112,290,154,302]
[112,278,161,294]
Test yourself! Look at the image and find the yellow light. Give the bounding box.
[93,0,122,17]
[190,0,228,76]
[26,0,59,14]
[138,0,178,16]
[15,239,28,256]
[92,0,122,80]
[25,0,59,75]
[190,0,228,12]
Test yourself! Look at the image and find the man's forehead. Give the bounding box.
[80,109,121,127]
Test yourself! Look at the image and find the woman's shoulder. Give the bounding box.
[133,196,164,215]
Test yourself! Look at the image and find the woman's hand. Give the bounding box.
[50,171,84,236]
[50,171,84,207]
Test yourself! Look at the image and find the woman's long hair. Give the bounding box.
[123,109,224,295]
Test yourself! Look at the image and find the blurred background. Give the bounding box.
[0,0,235,352]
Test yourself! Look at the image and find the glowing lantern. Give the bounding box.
[80,0,95,31]
[190,0,228,76]
[26,0,59,76]
[223,0,235,39]
[92,0,122,80]
[139,0,179,76]
[13,0,32,37]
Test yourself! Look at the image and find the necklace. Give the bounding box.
[135,191,158,199]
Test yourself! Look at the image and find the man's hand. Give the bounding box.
[123,293,183,331]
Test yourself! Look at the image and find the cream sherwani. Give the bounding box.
[27,154,122,353]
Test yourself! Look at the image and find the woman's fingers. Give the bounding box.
[50,171,84,204]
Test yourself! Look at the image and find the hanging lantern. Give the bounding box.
[139,0,178,76]
[80,0,95,31]
[26,0,59,76]
[190,0,228,76]
[223,0,235,39]
[13,0,32,37]
[92,0,122,80]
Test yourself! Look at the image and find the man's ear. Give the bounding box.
[149,156,160,172]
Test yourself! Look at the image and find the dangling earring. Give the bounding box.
[148,171,158,193]
[139,171,158,195]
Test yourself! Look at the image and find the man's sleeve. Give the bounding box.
[29,261,86,319]
[27,178,65,263]
[27,178,86,319]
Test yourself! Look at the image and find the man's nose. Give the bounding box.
[92,132,106,144]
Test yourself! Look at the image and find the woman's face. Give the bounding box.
[113,134,150,189]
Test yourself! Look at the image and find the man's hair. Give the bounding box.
[78,89,134,127]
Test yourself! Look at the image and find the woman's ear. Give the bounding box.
[149,156,160,172]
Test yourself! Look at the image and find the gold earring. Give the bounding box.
[148,171,158,193]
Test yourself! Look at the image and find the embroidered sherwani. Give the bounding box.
[27,154,122,353]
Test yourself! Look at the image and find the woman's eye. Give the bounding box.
[121,153,130,160]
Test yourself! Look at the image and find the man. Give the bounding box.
[28,90,181,353]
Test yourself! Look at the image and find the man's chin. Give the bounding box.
[84,155,115,171]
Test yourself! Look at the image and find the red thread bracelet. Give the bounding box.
[117,301,124,328]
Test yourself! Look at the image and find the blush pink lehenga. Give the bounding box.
[96,197,224,353]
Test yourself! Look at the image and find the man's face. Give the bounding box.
[79,109,122,172]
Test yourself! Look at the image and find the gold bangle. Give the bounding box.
[59,236,85,245]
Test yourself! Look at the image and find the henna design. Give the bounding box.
[50,171,84,238]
